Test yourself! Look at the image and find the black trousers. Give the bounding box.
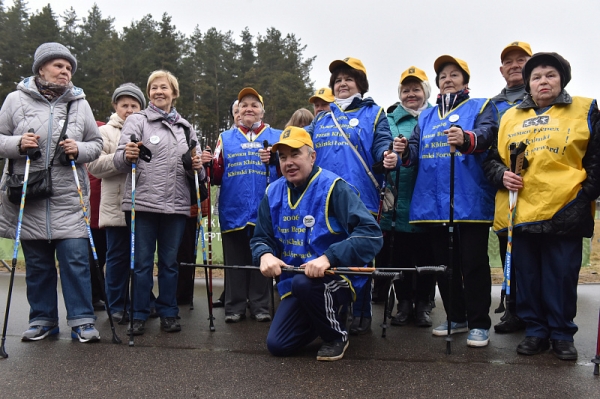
[223,226,270,315]
[176,216,197,304]
[374,231,435,305]
[430,223,492,330]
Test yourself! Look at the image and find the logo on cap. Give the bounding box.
[283,129,291,138]
[511,41,519,46]
[409,67,415,74]
[343,57,349,62]
[318,89,325,94]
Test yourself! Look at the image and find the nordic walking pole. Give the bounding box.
[0,130,40,358]
[381,136,403,338]
[263,139,275,318]
[446,135,457,355]
[502,142,527,324]
[593,309,600,376]
[201,137,215,331]
[190,140,200,311]
[62,135,121,344]
[128,135,138,346]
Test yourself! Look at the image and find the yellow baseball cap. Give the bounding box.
[500,41,532,61]
[309,87,334,103]
[271,126,314,152]
[400,66,428,84]
[329,57,367,76]
[433,55,470,87]
[238,87,264,108]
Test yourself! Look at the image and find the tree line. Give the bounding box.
[0,1,315,145]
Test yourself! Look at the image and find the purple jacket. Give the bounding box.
[113,106,204,216]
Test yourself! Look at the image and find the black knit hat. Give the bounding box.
[523,52,571,93]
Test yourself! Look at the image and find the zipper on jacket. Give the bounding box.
[46,102,54,241]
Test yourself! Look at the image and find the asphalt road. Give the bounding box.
[0,273,598,398]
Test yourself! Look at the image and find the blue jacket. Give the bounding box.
[218,126,281,232]
[405,97,498,223]
[250,166,383,292]
[305,96,393,213]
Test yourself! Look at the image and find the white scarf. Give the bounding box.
[335,93,362,110]
[400,102,429,118]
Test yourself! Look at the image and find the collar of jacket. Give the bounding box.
[143,106,191,129]
[517,89,572,110]
[238,121,265,135]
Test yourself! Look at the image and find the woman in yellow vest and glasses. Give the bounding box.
[484,52,600,361]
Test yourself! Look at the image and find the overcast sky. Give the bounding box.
[23,0,600,108]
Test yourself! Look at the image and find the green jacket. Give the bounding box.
[379,103,431,232]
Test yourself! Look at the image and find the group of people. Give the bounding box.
[0,40,597,364]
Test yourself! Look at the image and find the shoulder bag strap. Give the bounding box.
[330,111,381,191]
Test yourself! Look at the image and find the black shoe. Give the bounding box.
[128,319,146,336]
[212,299,224,308]
[349,317,371,335]
[494,312,525,333]
[92,299,106,311]
[316,340,349,361]
[391,300,412,326]
[149,307,159,318]
[551,340,578,360]
[160,317,181,333]
[516,336,550,355]
[414,301,432,327]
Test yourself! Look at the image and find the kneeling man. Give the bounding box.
[250,126,383,361]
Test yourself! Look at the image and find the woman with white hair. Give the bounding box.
[375,66,436,327]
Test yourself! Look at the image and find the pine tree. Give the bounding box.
[0,0,30,102]
[76,4,117,118]
[25,4,60,57]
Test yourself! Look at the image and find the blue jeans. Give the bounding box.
[104,226,130,315]
[21,239,96,328]
[127,211,186,320]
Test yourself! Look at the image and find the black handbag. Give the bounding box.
[5,102,72,205]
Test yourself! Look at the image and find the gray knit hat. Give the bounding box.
[112,83,146,108]
[32,42,77,76]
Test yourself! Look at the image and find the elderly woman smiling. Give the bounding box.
[484,52,600,360]
[114,70,203,336]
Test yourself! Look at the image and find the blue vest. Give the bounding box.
[492,99,521,121]
[267,168,364,298]
[219,126,281,232]
[410,98,495,223]
[311,103,384,213]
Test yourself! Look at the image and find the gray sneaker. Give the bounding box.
[22,325,59,341]
[71,324,100,343]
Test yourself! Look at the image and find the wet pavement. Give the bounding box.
[0,272,598,398]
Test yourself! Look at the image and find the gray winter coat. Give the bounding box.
[0,77,102,240]
[113,106,203,216]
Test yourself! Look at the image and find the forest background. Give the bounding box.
[0,0,315,147]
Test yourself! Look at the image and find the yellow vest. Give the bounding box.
[493,96,594,231]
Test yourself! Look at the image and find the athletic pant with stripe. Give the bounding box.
[266,274,352,356]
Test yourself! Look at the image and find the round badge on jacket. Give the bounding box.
[449,114,460,123]
[349,118,359,127]
[149,135,160,144]
[303,215,315,228]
